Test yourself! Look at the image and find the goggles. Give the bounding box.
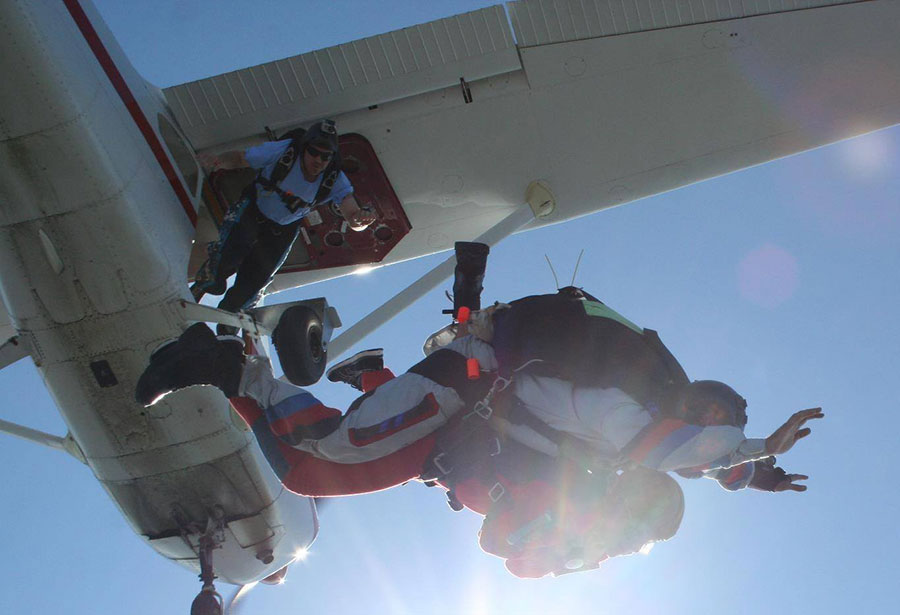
[306,146,334,162]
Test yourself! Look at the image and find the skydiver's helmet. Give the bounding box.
[301,118,339,155]
[677,380,748,428]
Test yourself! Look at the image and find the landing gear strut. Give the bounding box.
[191,532,224,615]
[189,516,226,615]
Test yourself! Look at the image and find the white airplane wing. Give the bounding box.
[163,5,518,150]
[162,0,900,293]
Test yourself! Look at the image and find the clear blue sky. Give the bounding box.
[1,2,898,614]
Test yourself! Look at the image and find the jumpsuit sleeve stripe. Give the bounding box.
[266,390,322,420]
[348,393,439,447]
[230,397,292,480]
[625,419,699,466]
[717,462,755,490]
[229,397,263,426]
[719,461,753,486]
[265,394,342,438]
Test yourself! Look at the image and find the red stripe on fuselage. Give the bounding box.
[62,0,197,227]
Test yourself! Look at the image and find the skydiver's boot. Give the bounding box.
[136,323,244,406]
[452,241,490,318]
[326,349,385,391]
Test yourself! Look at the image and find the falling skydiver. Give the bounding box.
[136,242,822,577]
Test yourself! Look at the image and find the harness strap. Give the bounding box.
[254,165,340,213]
[254,134,342,213]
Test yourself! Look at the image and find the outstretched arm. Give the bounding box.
[764,408,824,455]
[623,419,768,473]
[624,407,823,475]
[680,457,811,492]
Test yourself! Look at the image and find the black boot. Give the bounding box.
[136,324,244,406]
[452,241,490,318]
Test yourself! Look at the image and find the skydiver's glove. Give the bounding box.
[748,458,787,491]
[748,457,809,492]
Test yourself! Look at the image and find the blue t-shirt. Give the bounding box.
[244,139,353,225]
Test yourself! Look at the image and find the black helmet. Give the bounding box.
[678,380,748,428]
[301,118,339,153]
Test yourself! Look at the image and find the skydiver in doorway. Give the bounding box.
[192,119,376,328]
[136,243,821,576]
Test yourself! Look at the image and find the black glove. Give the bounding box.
[748,457,789,491]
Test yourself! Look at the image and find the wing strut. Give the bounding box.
[0,418,86,462]
[327,181,556,359]
[0,335,30,370]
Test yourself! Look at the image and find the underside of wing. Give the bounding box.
[162,0,899,293]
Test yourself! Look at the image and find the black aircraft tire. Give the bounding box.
[273,305,327,386]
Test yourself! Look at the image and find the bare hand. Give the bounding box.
[765,408,824,455]
[347,208,377,231]
[773,473,810,492]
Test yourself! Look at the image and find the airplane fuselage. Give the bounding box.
[0,0,316,584]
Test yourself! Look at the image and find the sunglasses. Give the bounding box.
[306,146,334,161]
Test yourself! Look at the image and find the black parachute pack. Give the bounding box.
[252,121,343,213]
[491,287,690,413]
[422,287,675,511]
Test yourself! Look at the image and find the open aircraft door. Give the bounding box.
[190,132,411,281]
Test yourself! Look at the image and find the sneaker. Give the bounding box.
[191,255,227,297]
[136,323,244,406]
[326,349,384,391]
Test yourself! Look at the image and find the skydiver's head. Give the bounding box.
[300,119,339,178]
[586,467,685,559]
[674,380,748,428]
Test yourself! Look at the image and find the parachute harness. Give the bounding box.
[425,359,547,506]
[469,358,543,420]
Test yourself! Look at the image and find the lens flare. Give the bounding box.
[839,131,893,180]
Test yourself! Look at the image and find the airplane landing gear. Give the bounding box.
[185,510,226,615]
[191,533,224,615]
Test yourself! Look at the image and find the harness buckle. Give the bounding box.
[492,375,512,394]
[472,400,493,420]
[489,437,501,457]
[488,482,506,503]
[284,194,308,213]
[431,452,453,476]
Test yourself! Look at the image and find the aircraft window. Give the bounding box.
[157,114,200,197]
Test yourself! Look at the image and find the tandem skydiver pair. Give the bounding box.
[137,243,821,577]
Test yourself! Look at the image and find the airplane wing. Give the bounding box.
[162,0,900,292]
[163,5,518,150]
